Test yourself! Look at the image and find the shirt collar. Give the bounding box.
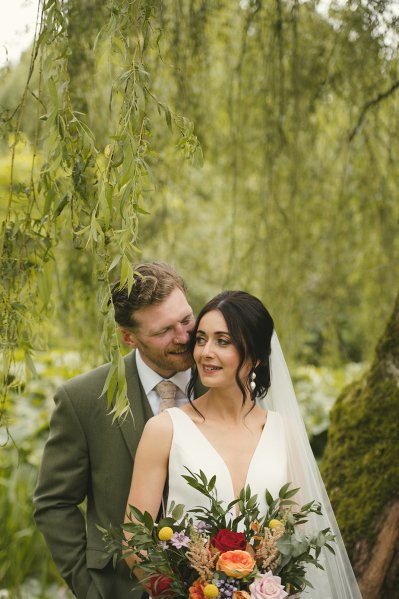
[135,349,191,395]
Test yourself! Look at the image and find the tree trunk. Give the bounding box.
[321,291,399,599]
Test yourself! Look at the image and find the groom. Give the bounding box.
[34,262,204,599]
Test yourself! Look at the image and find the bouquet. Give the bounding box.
[102,469,335,598]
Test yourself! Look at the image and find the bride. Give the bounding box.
[125,290,362,598]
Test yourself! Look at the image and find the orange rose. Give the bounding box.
[189,579,206,599]
[217,549,256,579]
[233,592,251,599]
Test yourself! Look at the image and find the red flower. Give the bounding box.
[210,529,247,553]
[148,574,174,597]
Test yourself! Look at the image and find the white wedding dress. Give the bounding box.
[166,407,288,520]
[164,405,362,598]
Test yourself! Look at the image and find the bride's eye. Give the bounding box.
[195,335,206,345]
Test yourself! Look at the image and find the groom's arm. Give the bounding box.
[34,386,92,599]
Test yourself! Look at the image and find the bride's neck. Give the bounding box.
[199,387,252,423]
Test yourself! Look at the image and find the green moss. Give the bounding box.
[321,345,399,559]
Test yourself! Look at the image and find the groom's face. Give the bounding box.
[121,287,195,377]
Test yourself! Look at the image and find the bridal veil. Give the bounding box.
[263,333,363,599]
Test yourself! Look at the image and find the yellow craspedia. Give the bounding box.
[158,526,173,541]
[268,519,284,531]
[203,583,219,598]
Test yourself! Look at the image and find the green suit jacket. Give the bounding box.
[33,351,205,599]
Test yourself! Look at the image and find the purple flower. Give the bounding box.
[196,521,212,532]
[170,531,190,549]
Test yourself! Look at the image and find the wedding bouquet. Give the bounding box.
[102,469,335,598]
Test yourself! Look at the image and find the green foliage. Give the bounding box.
[0,0,201,429]
[0,350,86,597]
[137,0,399,366]
[293,362,366,438]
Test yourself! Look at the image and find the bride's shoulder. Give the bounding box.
[143,411,173,438]
[179,402,205,424]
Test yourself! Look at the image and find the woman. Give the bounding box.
[125,291,362,598]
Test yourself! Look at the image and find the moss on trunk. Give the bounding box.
[321,292,399,596]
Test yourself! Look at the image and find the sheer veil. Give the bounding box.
[261,333,363,598]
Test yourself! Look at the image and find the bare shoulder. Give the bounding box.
[137,412,174,463]
[247,404,268,425]
[179,402,195,415]
[179,401,205,424]
[142,412,173,439]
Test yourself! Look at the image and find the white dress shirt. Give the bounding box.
[135,350,191,415]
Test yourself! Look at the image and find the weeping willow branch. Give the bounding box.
[349,79,399,142]
[0,0,202,430]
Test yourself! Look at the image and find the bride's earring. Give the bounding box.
[249,371,256,391]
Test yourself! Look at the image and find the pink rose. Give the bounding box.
[249,572,288,599]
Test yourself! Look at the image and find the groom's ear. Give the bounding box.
[120,328,137,348]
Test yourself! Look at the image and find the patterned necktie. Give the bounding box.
[155,380,178,413]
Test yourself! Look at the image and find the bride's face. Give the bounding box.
[194,310,250,390]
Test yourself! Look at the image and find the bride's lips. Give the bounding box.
[201,364,222,374]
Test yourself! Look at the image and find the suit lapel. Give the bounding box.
[119,351,153,459]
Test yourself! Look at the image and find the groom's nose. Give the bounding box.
[173,323,190,344]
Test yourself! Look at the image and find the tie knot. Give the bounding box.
[155,380,178,412]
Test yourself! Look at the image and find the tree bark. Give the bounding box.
[321,291,399,598]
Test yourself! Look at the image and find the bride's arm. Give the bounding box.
[124,413,173,569]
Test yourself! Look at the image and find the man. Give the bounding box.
[34,262,205,599]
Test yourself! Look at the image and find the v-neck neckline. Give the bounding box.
[172,408,271,500]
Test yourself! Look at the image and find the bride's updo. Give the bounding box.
[187,290,274,405]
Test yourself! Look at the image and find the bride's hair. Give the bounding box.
[187,290,274,407]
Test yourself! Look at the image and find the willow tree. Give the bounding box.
[134,0,399,365]
[2,1,399,379]
[0,0,201,430]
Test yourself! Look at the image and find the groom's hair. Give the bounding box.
[111,261,187,329]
